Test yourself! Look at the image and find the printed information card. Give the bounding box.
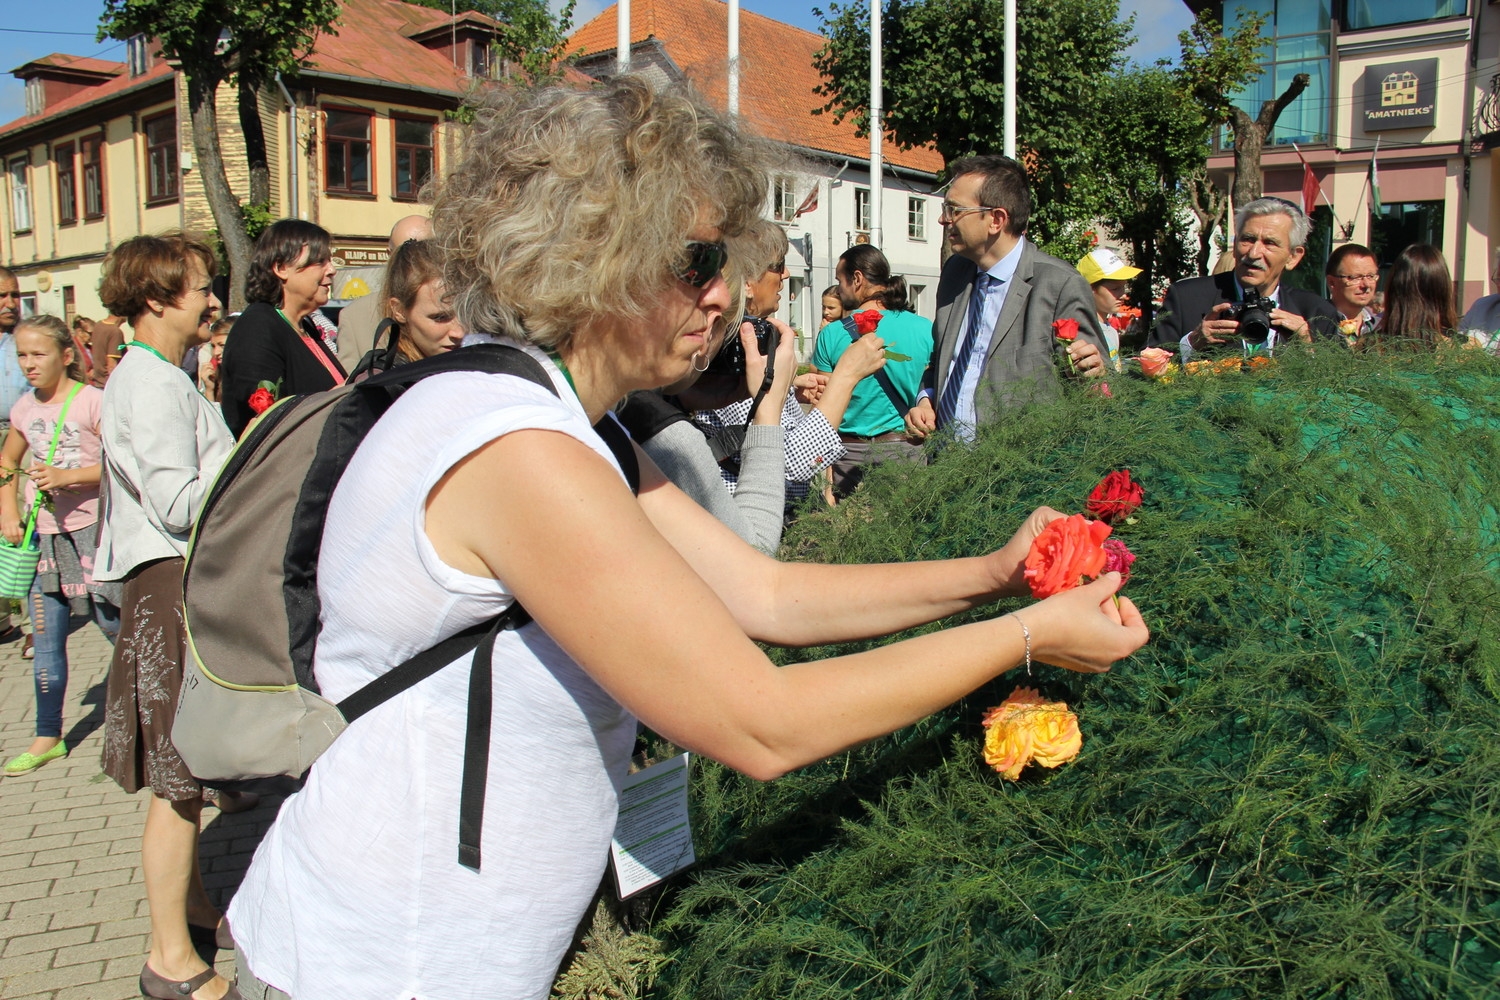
[609,753,695,899]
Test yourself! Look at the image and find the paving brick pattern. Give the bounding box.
[1,615,283,1000]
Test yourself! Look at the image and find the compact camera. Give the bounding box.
[1227,295,1277,344]
[705,315,778,376]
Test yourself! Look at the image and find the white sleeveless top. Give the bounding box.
[230,346,638,1000]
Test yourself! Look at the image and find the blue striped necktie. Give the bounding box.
[936,273,992,430]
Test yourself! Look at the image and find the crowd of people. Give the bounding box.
[0,73,1493,1000]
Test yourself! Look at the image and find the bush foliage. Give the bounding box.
[652,349,1500,999]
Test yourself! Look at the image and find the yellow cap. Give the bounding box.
[1078,247,1142,285]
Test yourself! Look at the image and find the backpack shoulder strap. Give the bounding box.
[593,411,641,495]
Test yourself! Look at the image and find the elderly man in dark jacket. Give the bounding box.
[1150,197,1340,359]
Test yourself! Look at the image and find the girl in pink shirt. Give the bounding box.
[0,315,118,776]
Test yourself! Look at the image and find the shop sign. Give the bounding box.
[1362,59,1438,131]
[331,244,389,267]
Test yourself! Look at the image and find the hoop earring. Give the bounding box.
[692,351,710,373]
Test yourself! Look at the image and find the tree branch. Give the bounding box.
[1257,72,1310,133]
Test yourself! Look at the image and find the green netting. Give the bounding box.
[650,349,1500,1000]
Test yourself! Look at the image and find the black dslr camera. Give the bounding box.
[1226,295,1277,344]
[705,315,778,376]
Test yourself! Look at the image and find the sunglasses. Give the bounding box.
[767,260,787,275]
[677,241,729,288]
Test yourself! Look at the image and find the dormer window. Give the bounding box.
[470,39,491,78]
[24,78,43,117]
[127,35,149,77]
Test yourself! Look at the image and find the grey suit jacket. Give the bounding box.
[924,241,1107,425]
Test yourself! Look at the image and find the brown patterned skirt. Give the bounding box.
[100,557,201,801]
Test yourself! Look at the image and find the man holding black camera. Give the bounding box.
[1150,197,1340,358]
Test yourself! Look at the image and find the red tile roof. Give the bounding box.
[0,0,489,138]
[0,60,172,139]
[301,0,477,92]
[567,0,942,175]
[12,54,124,78]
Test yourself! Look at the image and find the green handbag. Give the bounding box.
[0,383,83,600]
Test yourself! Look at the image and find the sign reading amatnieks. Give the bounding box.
[1362,58,1438,131]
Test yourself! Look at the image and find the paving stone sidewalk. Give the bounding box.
[1,613,282,1000]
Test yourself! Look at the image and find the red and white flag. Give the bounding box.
[1293,144,1320,213]
[794,184,819,217]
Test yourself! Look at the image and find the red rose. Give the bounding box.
[1085,469,1144,524]
[248,387,276,415]
[1102,538,1135,585]
[852,310,883,335]
[1024,514,1112,599]
[1051,318,1079,341]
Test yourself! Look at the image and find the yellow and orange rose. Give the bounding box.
[982,687,1082,780]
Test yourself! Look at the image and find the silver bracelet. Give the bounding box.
[1008,612,1032,676]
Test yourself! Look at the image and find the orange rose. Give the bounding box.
[1027,704,1083,768]
[1023,514,1112,599]
[1214,356,1243,375]
[983,714,1035,780]
[1138,347,1174,378]
[1185,360,1213,376]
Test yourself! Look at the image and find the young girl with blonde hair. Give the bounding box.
[0,314,118,775]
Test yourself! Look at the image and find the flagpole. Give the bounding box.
[617,0,630,73]
[1003,0,1016,159]
[870,0,883,248]
[728,0,740,117]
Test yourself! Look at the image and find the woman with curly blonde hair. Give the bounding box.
[228,77,1146,1000]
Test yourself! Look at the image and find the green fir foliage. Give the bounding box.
[653,349,1500,999]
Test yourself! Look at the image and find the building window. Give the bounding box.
[1370,200,1444,269]
[909,283,926,314]
[81,134,105,219]
[1343,0,1464,30]
[908,196,926,240]
[392,116,435,201]
[127,34,150,77]
[772,176,796,222]
[24,78,43,117]
[324,107,372,195]
[9,157,31,232]
[1222,0,1330,147]
[62,286,75,328]
[145,112,178,203]
[854,187,871,231]
[55,142,76,225]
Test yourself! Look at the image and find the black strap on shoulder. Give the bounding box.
[842,316,911,417]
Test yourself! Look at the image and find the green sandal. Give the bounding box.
[4,741,68,776]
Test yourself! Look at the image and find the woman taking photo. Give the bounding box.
[219,220,345,437]
[347,238,465,379]
[228,78,1148,1000]
[95,234,239,1000]
[0,315,117,776]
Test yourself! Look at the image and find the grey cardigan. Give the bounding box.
[95,349,234,582]
[641,421,786,554]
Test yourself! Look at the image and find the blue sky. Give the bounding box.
[0,0,1195,124]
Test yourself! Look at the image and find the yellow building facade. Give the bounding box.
[0,0,487,322]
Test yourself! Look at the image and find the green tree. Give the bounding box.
[100,0,341,309]
[403,0,576,81]
[813,0,1133,258]
[1093,66,1201,329]
[1176,8,1304,206]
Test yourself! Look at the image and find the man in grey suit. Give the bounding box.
[905,155,1106,443]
